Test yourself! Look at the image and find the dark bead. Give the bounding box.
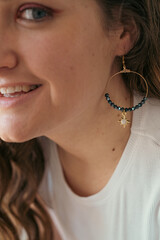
[138,103,142,107]
[121,107,124,111]
[110,102,114,106]
[105,93,109,97]
[128,108,132,111]
[135,105,139,109]
[108,100,112,104]
[125,108,129,112]
[113,104,117,109]
[141,100,145,104]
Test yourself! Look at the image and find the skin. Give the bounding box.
[0,0,138,197]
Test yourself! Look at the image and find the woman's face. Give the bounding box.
[0,0,120,142]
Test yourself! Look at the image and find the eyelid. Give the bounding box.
[16,3,63,23]
[17,3,53,21]
[19,3,51,12]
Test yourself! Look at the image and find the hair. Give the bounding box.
[96,0,160,99]
[0,139,54,240]
[0,0,160,239]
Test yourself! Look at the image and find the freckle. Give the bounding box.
[84,4,88,8]
[70,66,74,70]
[117,114,120,117]
[92,53,95,57]
[112,148,115,152]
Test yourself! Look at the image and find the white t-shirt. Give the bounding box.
[38,92,160,240]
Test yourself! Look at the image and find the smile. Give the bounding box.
[0,84,42,108]
[0,84,41,97]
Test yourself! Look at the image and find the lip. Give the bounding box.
[0,85,43,109]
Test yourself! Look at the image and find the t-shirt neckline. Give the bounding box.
[50,92,143,205]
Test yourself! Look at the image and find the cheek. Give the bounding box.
[17,21,110,118]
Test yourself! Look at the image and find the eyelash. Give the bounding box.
[17,5,53,22]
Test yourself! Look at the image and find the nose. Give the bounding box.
[0,19,18,70]
[0,50,18,70]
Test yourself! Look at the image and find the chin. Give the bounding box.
[0,131,36,143]
[0,119,39,143]
[0,136,28,143]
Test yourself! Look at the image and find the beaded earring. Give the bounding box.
[105,56,149,128]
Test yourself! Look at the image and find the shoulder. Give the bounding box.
[132,92,160,146]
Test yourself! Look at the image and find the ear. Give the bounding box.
[114,17,139,56]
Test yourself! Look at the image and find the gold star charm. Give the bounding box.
[118,111,131,128]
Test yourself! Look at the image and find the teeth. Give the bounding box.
[3,93,22,98]
[30,85,37,90]
[1,88,9,94]
[22,85,31,92]
[6,87,15,94]
[0,85,38,95]
[15,86,22,92]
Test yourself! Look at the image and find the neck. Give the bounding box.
[45,80,133,197]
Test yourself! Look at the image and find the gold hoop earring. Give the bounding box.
[105,56,149,128]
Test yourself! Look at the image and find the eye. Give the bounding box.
[17,5,53,22]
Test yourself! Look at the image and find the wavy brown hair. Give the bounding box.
[0,0,160,239]
[97,0,160,98]
[0,139,54,240]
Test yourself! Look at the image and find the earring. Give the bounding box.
[105,56,149,128]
